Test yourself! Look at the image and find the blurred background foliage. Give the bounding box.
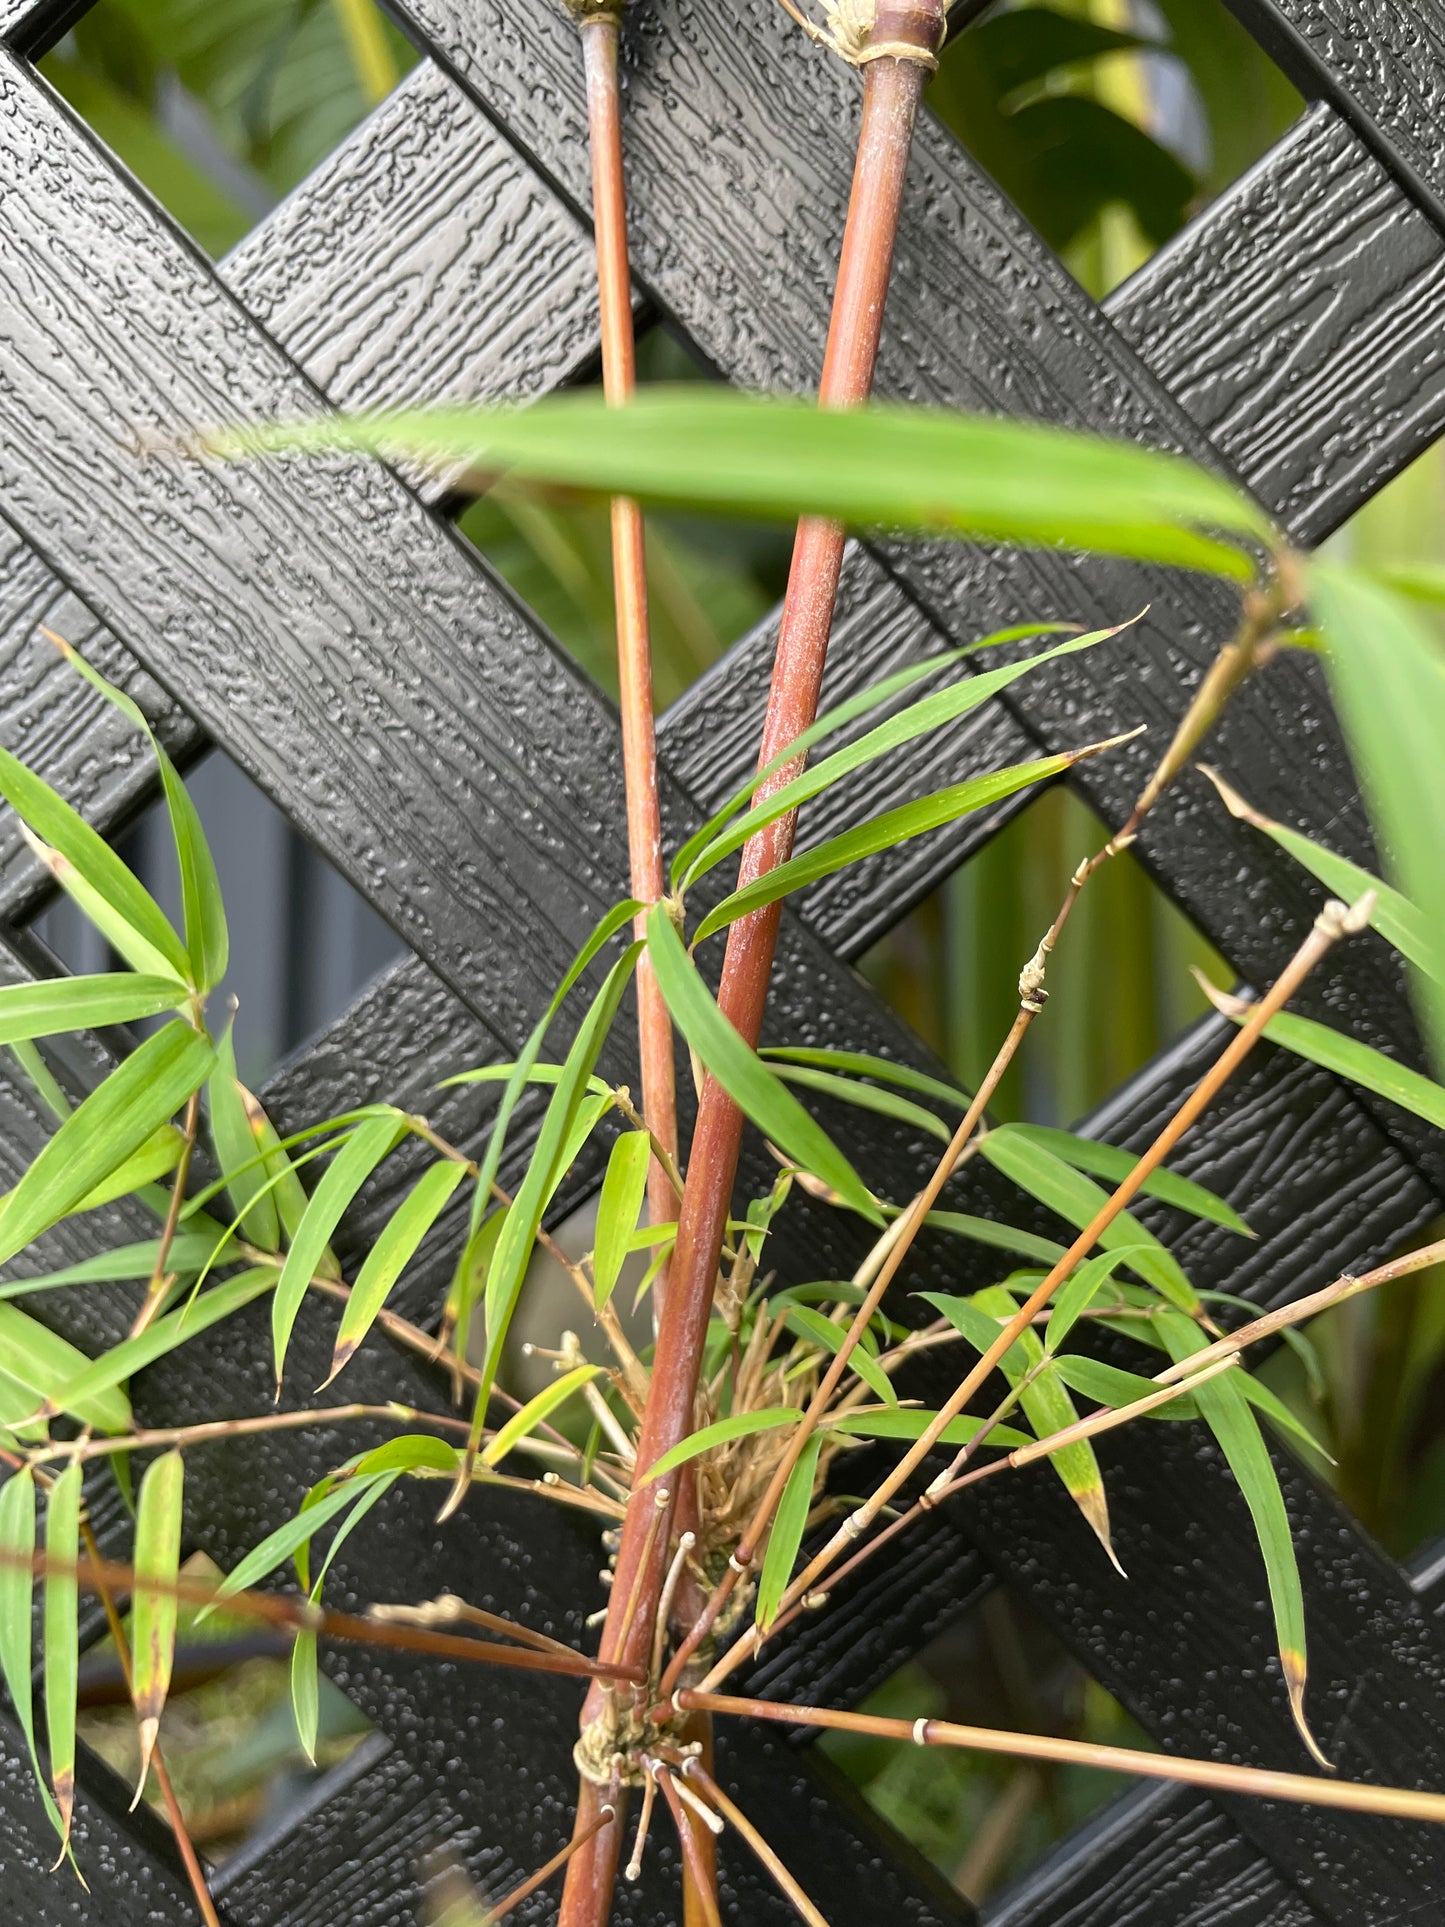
[35,0,1445,1904]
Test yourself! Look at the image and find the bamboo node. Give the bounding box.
[779,0,943,70]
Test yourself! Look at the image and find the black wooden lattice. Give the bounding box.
[0,2,1443,1922]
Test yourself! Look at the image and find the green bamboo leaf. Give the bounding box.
[592,1130,652,1310]
[681,632,1119,891]
[691,750,1088,943]
[918,1209,1067,1265]
[783,1304,897,1406]
[0,973,187,1046]
[1237,1373,1333,1461]
[765,1062,952,1144]
[1158,1310,1323,1764]
[325,1159,466,1386]
[209,1031,280,1252]
[0,1021,214,1269]
[0,1303,131,1433]
[917,1291,1036,1379]
[444,1204,508,1369]
[71,1124,185,1216]
[0,1470,65,1844]
[819,1408,1033,1449]
[481,1364,602,1468]
[640,1408,804,1488]
[1009,1124,1252,1238]
[1198,982,1445,1131]
[44,1269,274,1421]
[52,635,229,991]
[1311,560,1445,1067]
[671,626,1064,891]
[979,1125,1200,1313]
[1051,1352,1198,1420]
[43,1460,82,1860]
[756,1433,823,1633]
[1201,765,1431,983]
[290,1627,320,1767]
[1045,1247,1155,1354]
[759,1047,970,1113]
[647,908,876,1220]
[131,1449,184,1802]
[209,1480,377,1611]
[9,1039,72,1124]
[272,1112,406,1392]
[244,1091,342,1280]
[217,393,1269,577]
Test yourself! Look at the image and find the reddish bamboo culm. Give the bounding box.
[562,6,947,1922]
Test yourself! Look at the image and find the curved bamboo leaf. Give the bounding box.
[209,1030,280,1252]
[918,1208,1067,1265]
[131,1449,184,1803]
[757,1433,823,1633]
[765,1062,953,1144]
[641,1408,804,1488]
[1045,1247,1155,1355]
[0,973,187,1046]
[0,1021,214,1269]
[43,1460,82,1860]
[819,1408,1033,1449]
[325,1159,466,1386]
[759,1047,971,1113]
[0,1469,66,1846]
[647,908,875,1220]
[1009,1124,1251,1237]
[783,1303,897,1407]
[0,1303,131,1434]
[481,1364,602,1468]
[592,1131,652,1311]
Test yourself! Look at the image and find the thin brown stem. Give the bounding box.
[480,1806,617,1923]
[131,1088,202,1338]
[81,1518,221,1927]
[700,893,1371,1690]
[652,1764,724,1927]
[677,1689,1445,1828]
[680,1759,832,1927]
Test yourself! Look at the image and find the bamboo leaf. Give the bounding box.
[290,1627,320,1767]
[0,1021,214,1269]
[325,1160,466,1386]
[445,1205,508,1370]
[131,1449,184,1803]
[757,1434,823,1633]
[216,392,1270,578]
[272,1112,406,1391]
[43,1460,82,1860]
[244,1091,342,1281]
[480,1364,603,1468]
[1045,1247,1155,1354]
[640,1408,804,1488]
[1158,1310,1323,1764]
[0,745,190,984]
[0,1303,131,1434]
[783,1304,897,1406]
[72,1124,187,1217]
[592,1131,652,1310]
[918,1291,1035,1378]
[682,632,1119,890]
[759,1047,971,1113]
[1311,560,1445,1067]
[918,1209,1067,1265]
[1198,981,1445,1132]
[691,750,1087,942]
[979,1125,1200,1312]
[1052,1352,1198,1420]
[1237,1373,1333,1461]
[209,1480,379,1609]
[765,1063,953,1143]
[1201,765,1431,982]
[0,1230,236,1300]
[819,1408,1033,1449]
[647,908,876,1220]
[1009,1124,1252,1237]
[44,1269,274,1421]
[209,1030,279,1252]
[0,1469,66,1845]
[0,973,188,1046]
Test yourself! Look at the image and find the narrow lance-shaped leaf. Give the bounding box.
[0,973,188,1046]
[783,1303,897,1407]
[445,1204,508,1370]
[1008,1124,1252,1238]
[324,1159,466,1387]
[1201,765,1431,983]
[244,1088,342,1280]
[919,1209,1066,1265]
[209,1029,279,1252]
[1311,560,1445,1068]
[1198,977,1445,1133]
[44,1460,82,1861]
[647,908,876,1221]
[979,1124,1200,1313]
[214,392,1271,579]
[820,1408,1033,1449]
[0,1302,132,1433]
[1051,1352,1200,1421]
[272,1112,407,1392]
[0,1020,215,1270]
[0,1470,67,1847]
[131,1449,184,1804]
[71,1124,186,1216]
[759,1047,970,1112]
[757,1434,823,1634]
[290,1628,320,1769]
[691,749,1094,944]
[592,1130,652,1310]
[481,1364,603,1468]
[50,634,229,991]
[1045,1246,1156,1355]
[1157,1309,1324,1765]
[640,1409,804,1488]
[765,1063,953,1144]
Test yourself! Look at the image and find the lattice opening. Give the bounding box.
[858,782,1228,1127]
[28,744,406,1085]
[36,0,418,259]
[455,325,794,711]
[934,0,1302,297]
[818,1586,1154,1906]
[73,1551,380,1871]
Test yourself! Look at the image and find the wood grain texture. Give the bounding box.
[0,0,85,57]
[1224,1,1445,232]
[1109,103,1445,546]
